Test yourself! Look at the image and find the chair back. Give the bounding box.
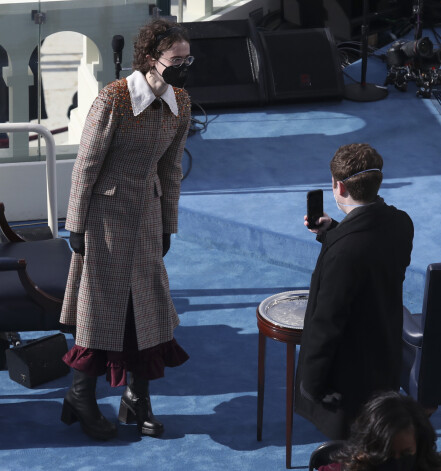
[418,263,441,405]
[309,440,345,471]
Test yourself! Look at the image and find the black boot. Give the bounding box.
[118,374,164,437]
[61,369,117,440]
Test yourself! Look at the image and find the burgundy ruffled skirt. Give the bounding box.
[63,295,189,387]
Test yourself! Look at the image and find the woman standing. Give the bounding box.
[60,18,193,440]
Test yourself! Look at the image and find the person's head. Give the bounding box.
[333,391,441,471]
[330,143,383,204]
[132,19,192,86]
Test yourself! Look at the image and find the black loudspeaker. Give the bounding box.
[297,0,327,28]
[183,20,267,108]
[258,28,344,103]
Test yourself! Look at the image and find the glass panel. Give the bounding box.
[0,45,9,150]
[171,0,242,21]
[0,0,157,164]
[1,0,246,164]
[212,0,237,13]
[36,0,43,159]
[0,0,250,227]
[30,30,83,153]
[0,1,41,162]
[35,0,153,161]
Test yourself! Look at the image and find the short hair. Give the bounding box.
[332,391,441,471]
[132,19,190,75]
[330,143,383,202]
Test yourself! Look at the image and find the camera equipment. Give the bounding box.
[385,36,441,97]
[384,0,441,97]
[344,0,388,102]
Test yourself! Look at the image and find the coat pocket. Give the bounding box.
[153,174,162,197]
[92,178,117,196]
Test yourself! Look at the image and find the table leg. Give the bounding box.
[257,331,266,441]
[286,342,296,469]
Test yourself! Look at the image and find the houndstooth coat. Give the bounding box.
[60,71,191,351]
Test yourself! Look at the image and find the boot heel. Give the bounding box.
[118,399,136,424]
[61,400,79,425]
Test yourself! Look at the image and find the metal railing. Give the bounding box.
[0,123,58,238]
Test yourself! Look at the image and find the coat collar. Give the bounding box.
[325,197,390,246]
[126,70,179,117]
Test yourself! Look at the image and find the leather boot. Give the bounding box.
[61,369,117,440]
[118,374,164,437]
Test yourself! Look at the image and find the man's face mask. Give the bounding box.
[334,192,345,213]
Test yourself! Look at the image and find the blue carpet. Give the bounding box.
[1,27,441,470]
[0,238,323,470]
[180,72,441,278]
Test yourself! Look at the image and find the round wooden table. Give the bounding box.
[256,290,309,469]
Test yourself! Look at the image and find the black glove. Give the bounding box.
[69,231,85,256]
[162,233,171,257]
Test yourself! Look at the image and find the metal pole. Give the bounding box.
[178,0,184,22]
[156,0,171,16]
[360,0,369,86]
[414,0,424,40]
[0,123,58,238]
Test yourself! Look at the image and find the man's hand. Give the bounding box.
[321,392,343,409]
[69,232,85,256]
[304,213,332,235]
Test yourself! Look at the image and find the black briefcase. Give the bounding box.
[5,333,70,388]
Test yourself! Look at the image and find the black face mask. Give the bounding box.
[161,65,189,88]
[376,455,417,471]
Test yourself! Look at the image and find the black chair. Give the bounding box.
[0,202,72,368]
[401,263,441,410]
[309,440,345,471]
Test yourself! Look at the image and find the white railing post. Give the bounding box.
[0,123,58,238]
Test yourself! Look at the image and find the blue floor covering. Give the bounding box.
[1,28,441,470]
[180,48,441,309]
[0,238,322,470]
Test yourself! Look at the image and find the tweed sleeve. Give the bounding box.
[65,85,118,233]
[157,89,191,234]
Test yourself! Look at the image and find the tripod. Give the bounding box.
[344,0,388,102]
[413,0,424,40]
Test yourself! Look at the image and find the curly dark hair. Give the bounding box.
[132,19,190,75]
[330,143,383,202]
[332,391,441,471]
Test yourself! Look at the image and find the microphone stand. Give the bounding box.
[115,60,121,80]
[344,0,388,102]
[112,35,124,80]
[414,0,423,40]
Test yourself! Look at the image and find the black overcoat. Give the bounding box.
[295,198,414,439]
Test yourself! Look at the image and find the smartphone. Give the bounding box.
[307,190,324,229]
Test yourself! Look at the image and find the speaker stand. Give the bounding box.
[344,82,388,102]
[344,0,388,102]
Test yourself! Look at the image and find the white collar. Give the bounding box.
[126,70,179,117]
